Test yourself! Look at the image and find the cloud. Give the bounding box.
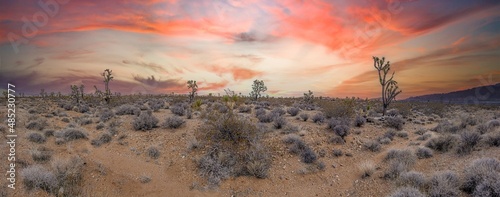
[198,80,229,91]
[52,49,93,60]
[0,70,141,95]
[132,75,184,90]
[207,65,263,81]
[122,60,169,74]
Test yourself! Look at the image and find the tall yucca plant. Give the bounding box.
[373,56,402,116]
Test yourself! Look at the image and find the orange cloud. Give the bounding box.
[207,65,263,81]
[198,80,229,91]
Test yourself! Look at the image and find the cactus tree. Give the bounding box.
[70,85,80,103]
[187,80,198,103]
[373,57,402,116]
[101,69,113,104]
[250,79,267,101]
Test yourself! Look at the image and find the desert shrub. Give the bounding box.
[378,137,392,144]
[27,132,47,144]
[364,140,381,152]
[483,132,500,147]
[416,133,432,141]
[197,149,235,186]
[414,127,427,135]
[384,161,407,180]
[283,134,302,145]
[44,129,54,137]
[383,129,397,140]
[359,161,375,178]
[273,115,287,129]
[242,145,271,179]
[115,104,140,116]
[20,165,58,193]
[139,176,151,184]
[26,118,48,131]
[396,131,409,138]
[473,178,500,197]
[287,107,300,116]
[299,113,309,121]
[61,117,70,123]
[332,149,343,157]
[98,108,114,123]
[133,111,159,131]
[476,123,490,134]
[433,119,460,133]
[271,107,286,117]
[487,119,500,129]
[255,108,266,117]
[238,105,252,113]
[385,116,404,130]
[300,148,318,164]
[425,135,459,152]
[282,124,299,134]
[428,171,460,197]
[327,118,350,139]
[398,171,426,189]
[456,130,481,155]
[319,99,355,119]
[415,147,433,159]
[387,108,400,117]
[202,111,258,144]
[197,110,271,185]
[78,117,93,126]
[334,125,350,139]
[162,116,185,129]
[312,112,325,124]
[170,103,185,116]
[257,113,273,123]
[461,158,500,196]
[354,116,366,127]
[52,157,85,196]
[388,187,425,197]
[384,149,416,179]
[147,146,160,159]
[148,99,165,112]
[385,149,416,167]
[460,114,478,128]
[187,138,200,151]
[329,136,345,144]
[75,104,90,113]
[91,132,112,147]
[59,128,88,142]
[31,147,52,162]
[96,122,105,130]
[288,139,308,154]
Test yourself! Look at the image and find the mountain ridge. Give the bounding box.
[405,83,500,104]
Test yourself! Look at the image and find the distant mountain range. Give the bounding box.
[405,83,500,104]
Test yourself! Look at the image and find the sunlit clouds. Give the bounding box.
[1,0,499,98]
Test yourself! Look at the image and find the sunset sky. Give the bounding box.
[1,0,499,99]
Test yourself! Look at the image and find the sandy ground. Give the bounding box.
[1,98,499,197]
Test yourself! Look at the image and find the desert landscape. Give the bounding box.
[1,81,500,196]
[1,0,500,197]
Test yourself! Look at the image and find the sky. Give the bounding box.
[0,0,499,99]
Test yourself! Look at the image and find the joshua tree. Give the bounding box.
[187,80,198,103]
[79,85,85,100]
[249,79,267,101]
[101,69,113,104]
[303,90,314,104]
[70,85,80,103]
[373,56,402,116]
[40,89,46,98]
